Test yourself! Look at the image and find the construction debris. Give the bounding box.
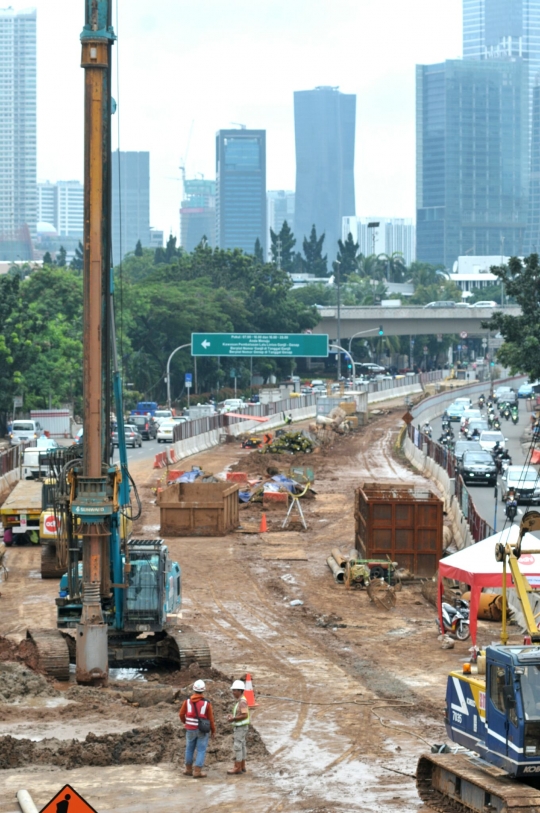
[258,431,315,455]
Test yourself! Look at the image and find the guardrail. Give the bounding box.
[0,441,30,476]
[407,424,494,543]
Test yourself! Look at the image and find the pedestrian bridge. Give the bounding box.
[311,305,520,339]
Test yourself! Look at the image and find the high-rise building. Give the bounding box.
[416,59,528,268]
[294,86,356,263]
[111,150,150,266]
[180,178,216,252]
[215,129,266,255]
[0,7,37,260]
[342,217,416,266]
[463,0,540,118]
[267,190,295,259]
[38,181,84,238]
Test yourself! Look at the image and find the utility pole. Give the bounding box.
[276,237,282,270]
[78,0,116,686]
[334,261,342,380]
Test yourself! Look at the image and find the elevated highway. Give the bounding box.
[312,305,520,339]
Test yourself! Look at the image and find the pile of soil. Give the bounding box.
[0,713,267,770]
[0,662,59,702]
[0,636,42,673]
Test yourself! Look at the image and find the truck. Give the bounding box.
[417,510,540,812]
[130,401,158,417]
[0,479,43,546]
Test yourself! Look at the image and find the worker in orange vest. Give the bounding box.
[179,679,216,778]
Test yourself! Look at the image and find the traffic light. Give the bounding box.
[347,363,352,370]
[378,325,384,336]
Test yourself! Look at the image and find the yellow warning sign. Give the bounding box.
[39,784,99,813]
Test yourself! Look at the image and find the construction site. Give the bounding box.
[0,393,473,813]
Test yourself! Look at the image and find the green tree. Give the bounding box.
[484,254,540,380]
[56,246,67,267]
[254,237,264,263]
[43,251,53,266]
[165,234,178,263]
[70,241,84,273]
[270,221,296,272]
[154,246,167,265]
[336,232,360,281]
[378,252,407,283]
[134,239,143,257]
[302,225,327,277]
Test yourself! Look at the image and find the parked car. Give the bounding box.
[459,450,498,485]
[423,301,457,308]
[9,419,43,445]
[157,420,176,443]
[454,440,482,463]
[130,414,158,440]
[478,430,506,452]
[470,300,498,308]
[502,466,540,504]
[112,424,142,448]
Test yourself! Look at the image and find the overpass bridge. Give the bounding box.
[311,305,520,340]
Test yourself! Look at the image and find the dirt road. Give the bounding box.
[0,405,481,812]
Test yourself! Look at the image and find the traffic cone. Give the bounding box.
[259,513,268,533]
[244,673,259,707]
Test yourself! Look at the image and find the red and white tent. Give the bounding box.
[438,525,540,644]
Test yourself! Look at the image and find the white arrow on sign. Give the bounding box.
[201,340,211,349]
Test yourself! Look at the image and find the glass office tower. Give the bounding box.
[416,58,528,268]
[111,151,151,266]
[294,87,356,263]
[215,129,266,256]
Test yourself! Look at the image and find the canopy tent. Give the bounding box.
[438,525,540,644]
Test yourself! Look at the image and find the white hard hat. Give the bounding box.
[193,679,206,692]
[231,679,245,691]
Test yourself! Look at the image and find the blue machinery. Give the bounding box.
[417,511,540,812]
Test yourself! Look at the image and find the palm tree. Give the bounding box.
[378,252,407,282]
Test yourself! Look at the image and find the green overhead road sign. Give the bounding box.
[191,333,328,357]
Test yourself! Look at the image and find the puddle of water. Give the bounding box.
[28,570,42,579]
[109,667,147,682]
[10,696,72,708]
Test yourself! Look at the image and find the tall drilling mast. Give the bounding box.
[77,0,115,685]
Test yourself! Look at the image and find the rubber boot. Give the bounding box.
[183,764,192,776]
[227,761,243,775]
[193,766,207,778]
[241,760,246,773]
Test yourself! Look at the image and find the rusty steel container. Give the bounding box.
[354,482,443,577]
[158,481,240,536]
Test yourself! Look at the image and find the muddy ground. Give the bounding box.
[0,398,510,812]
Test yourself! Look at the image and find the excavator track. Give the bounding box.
[40,544,63,579]
[166,630,211,670]
[417,753,540,813]
[26,629,71,682]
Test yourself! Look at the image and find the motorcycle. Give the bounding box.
[492,418,501,430]
[492,449,512,473]
[422,423,432,439]
[436,600,470,641]
[502,406,511,421]
[505,498,518,521]
[478,395,485,408]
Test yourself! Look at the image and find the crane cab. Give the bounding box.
[446,645,540,777]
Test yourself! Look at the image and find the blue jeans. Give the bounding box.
[185,729,210,768]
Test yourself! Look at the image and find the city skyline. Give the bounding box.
[8,0,462,241]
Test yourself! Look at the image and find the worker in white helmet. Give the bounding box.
[179,679,215,778]
[227,679,250,775]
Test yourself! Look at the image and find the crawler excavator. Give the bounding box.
[26,0,210,684]
[417,510,540,812]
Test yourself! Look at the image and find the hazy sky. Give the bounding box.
[16,0,462,237]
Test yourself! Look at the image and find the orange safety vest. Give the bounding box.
[185,698,209,730]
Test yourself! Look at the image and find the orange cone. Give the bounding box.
[244,673,259,707]
[259,513,268,533]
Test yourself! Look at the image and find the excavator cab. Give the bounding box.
[123,540,180,632]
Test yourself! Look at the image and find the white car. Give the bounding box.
[220,399,246,414]
[157,421,176,443]
[471,300,498,308]
[460,409,483,429]
[478,430,506,452]
[10,419,43,445]
[503,466,540,504]
[454,397,473,409]
[153,409,173,426]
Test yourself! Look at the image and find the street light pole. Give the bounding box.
[329,343,356,377]
[348,327,379,356]
[166,343,191,409]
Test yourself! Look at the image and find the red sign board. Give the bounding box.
[44,514,58,534]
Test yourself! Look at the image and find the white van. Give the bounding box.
[10,419,43,446]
